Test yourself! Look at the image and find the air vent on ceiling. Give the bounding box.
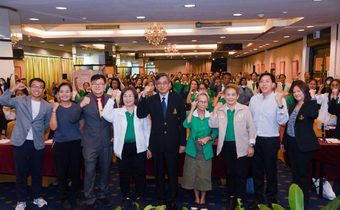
[86,25,120,30]
[195,21,232,28]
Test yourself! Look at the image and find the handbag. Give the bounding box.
[312,178,336,200]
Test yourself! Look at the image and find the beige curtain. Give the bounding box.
[24,55,76,88]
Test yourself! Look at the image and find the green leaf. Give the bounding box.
[182,207,189,210]
[321,196,340,210]
[155,205,166,210]
[143,205,155,210]
[288,184,304,210]
[272,203,285,210]
[235,198,245,210]
[114,206,122,210]
[258,204,272,210]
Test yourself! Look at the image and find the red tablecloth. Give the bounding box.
[0,141,56,177]
[313,139,340,180]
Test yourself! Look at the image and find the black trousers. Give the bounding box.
[13,140,44,202]
[52,140,82,201]
[153,151,178,203]
[118,142,146,199]
[252,136,280,203]
[286,136,313,205]
[222,142,249,199]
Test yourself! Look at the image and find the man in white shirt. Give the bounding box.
[248,73,289,209]
[247,72,259,95]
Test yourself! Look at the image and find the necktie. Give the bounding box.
[252,82,256,90]
[161,97,167,118]
[97,98,103,117]
[282,84,285,91]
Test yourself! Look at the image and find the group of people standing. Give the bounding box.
[0,70,339,210]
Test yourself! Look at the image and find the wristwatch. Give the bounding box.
[249,143,255,148]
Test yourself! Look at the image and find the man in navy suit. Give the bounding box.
[137,73,186,210]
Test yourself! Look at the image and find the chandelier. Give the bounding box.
[11,34,19,47]
[164,44,178,53]
[144,23,167,46]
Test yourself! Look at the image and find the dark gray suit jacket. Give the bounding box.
[0,90,52,150]
[72,93,112,149]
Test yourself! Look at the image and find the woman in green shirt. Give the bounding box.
[182,92,218,210]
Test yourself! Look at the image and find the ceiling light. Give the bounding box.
[132,41,137,43]
[217,41,222,44]
[220,36,226,39]
[283,35,290,38]
[56,7,67,10]
[282,11,288,14]
[246,43,253,47]
[273,40,279,43]
[114,44,118,46]
[313,0,322,2]
[233,13,243,17]
[136,16,145,19]
[192,40,197,42]
[297,29,305,32]
[81,17,87,20]
[40,41,45,43]
[307,25,314,28]
[184,4,196,8]
[226,26,265,33]
[59,44,64,46]
[29,18,39,21]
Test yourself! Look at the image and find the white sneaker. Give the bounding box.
[15,202,26,210]
[33,197,47,208]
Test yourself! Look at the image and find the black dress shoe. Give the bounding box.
[96,197,112,207]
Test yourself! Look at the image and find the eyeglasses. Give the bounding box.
[92,83,105,87]
[123,94,135,98]
[156,82,169,86]
[30,85,44,89]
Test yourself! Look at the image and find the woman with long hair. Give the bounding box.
[282,80,320,206]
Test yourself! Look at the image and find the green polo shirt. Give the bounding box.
[124,111,136,143]
[225,109,236,142]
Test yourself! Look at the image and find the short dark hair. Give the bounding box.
[239,77,247,85]
[155,72,170,82]
[199,82,208,89]
[250,72,258,77]
[29,78,46,88]
[57,82,73,93]
[90,74,106,82]
[279,74,286,79]
[291,80,311,102]
[259,72,275,83]
[119,86,139,107]
[223,72,232,78]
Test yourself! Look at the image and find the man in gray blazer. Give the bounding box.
[71,74,112,210]
[0,78,52,210]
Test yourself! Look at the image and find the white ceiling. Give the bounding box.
[1,0,340,58]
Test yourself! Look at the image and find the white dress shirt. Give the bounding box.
[26,100,41,140]
[249,92,289,137]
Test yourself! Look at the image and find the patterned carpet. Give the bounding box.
[0,160,338,210]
